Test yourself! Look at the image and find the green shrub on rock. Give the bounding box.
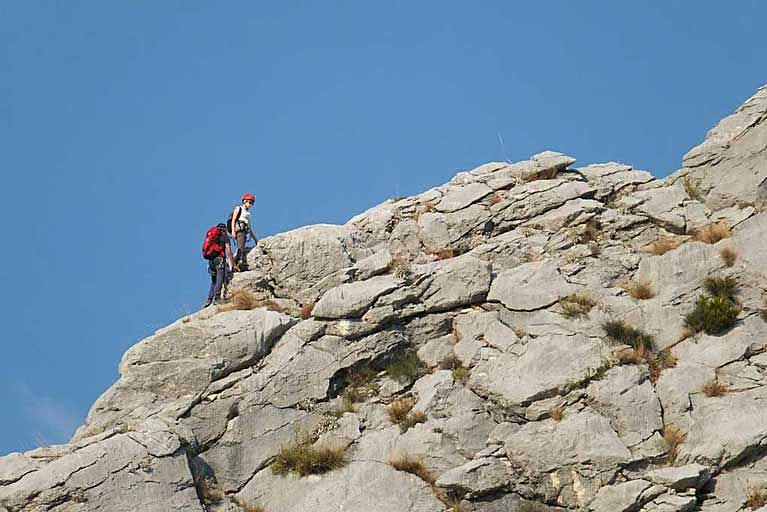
[601,320,654,351]
[685,296,739,335]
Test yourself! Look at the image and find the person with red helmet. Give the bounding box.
[228,193,257,271]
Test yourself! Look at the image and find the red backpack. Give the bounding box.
[202,225,225,260]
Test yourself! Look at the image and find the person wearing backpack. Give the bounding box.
[228,193,257,271]
[202,223,238,307]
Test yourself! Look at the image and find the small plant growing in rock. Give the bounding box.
[431,248,456,260]
[602,320,654,351]
[719,246,738,267]
[643,237,683,256]
[663,425,686,465]
[559,293,596,319]
[682,175,704,201]
[745,487,767,510]
[576,219,600,245]
[439,352,462,370]
[385,351,426,383]
[387,397,416,424]
[232,498,266,512]
[626,279,655,300]
[684,296,739,335]
[452,366,470,385]
[693,222,731,244]
[399,410,427,433]
[195,477,225,504]
[271,437,346,476]
[220,288,261,311]
[387,453,435,484]
[389,254,412,280]
[703,276,738,300]
[549,405,564,421]
[616,346,648,365]
[486,192,503,206]
[300,302,315,320]
[702,379,729,397]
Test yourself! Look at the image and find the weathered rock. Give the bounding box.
[237,461,446,512]
[313,275,399,319]
[436,457,511,495]
[644,464,710,491]
[488,261,572,311]
[419,254,493,311]
[588,479,659,512]
[472,333,611,405]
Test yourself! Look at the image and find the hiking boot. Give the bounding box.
[203,299,213,308]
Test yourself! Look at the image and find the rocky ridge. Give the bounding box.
[2,85,766,512]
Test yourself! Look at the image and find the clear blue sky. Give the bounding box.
[1,1,764,455]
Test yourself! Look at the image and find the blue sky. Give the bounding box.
[0,1,765,455]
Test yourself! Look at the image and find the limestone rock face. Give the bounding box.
[4,85,767,511]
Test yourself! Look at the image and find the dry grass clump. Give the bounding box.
[626,280,656,300]
[221,288,261,310]
[549,405,564,421]
[389,254,412,280]
[602,320,654,351]
[387,397,415,424]
[663,425,686,465]
[577,219,600,245]
[195,477,225,504]
[682,175,704,201]
[648,349,678,383]
[232,497,266,512]
[719,246,738,267]
[693,222,731,244]
[616,346,648,365]
[745,487,767,510]
[271,438,346,476]
[399,411,427,433]
[643,237,683,256]
[559,293,596,319]
[702,379,729,397]
[300,302,315,320]
[432,248,456,260]
[218,288,284,313]
[486,192,503,206]
[439,352,462,371]
[387,453,435,485]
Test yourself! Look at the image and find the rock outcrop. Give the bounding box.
[2,86,767,512]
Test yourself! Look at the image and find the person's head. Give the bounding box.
[241,193,255,209]
[216,223,227,233]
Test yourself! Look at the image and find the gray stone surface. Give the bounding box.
[313,275,399,319]
[488,261,572,311]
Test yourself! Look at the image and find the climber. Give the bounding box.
[202,223,238,307]
[228,193,258,271]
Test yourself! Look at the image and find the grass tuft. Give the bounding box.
[693,222,731,244]
[387,397,415,424]
[196,477,225,504]
[559,294,596,319]
[745,488,767,510]
[271,438,346,476]
[702,379,729,397]
[663,425,686,465]
[684,296,739,335]
[389,254,412,280]
[385,351,426,383]
[643,237,683,256]
[719,246,738,267]
[221,288,261,311]
[602,320,654,351]
[452,366,470,385]
[439,352,462,370]
[232,497,266,512]
[549,405,564,421]
[683,175,704,201]
[432,248,456,260]
[703,276,738,301]
[486,192,503,206]
[388,453,435,485]
[626,280,656,300]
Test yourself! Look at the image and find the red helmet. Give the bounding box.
[242,193,255,203]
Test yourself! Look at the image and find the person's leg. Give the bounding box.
[235,230,247,269]
[211,257,226,302]
[205,260,218,306]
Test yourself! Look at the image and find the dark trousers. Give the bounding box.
[234,231,247,267]
[207,256,228,302]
